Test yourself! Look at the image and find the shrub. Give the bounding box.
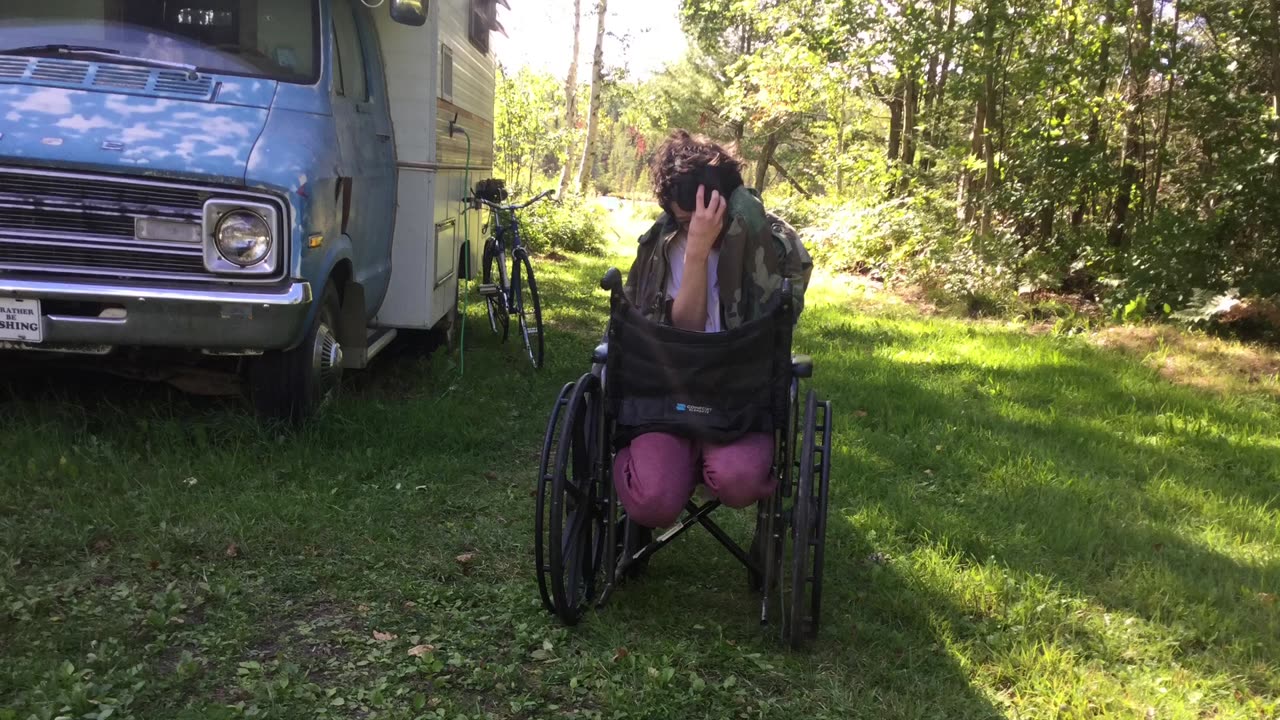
[504,194,607,256]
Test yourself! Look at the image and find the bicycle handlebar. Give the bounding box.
[469,188,555,212]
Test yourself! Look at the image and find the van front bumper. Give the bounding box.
[0,277,313,354]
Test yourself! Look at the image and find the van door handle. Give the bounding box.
[376,132,392,142]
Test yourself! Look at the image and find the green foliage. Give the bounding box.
[510,194,608,256]
[495,67,567,196]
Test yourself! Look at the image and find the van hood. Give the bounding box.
[0,84,271,185]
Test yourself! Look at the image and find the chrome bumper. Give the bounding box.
[0,277,313,353]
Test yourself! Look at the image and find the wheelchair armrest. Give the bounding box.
[592,342,609,364]
[791,354,813,379]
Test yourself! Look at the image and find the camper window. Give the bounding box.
[468,0,495,54]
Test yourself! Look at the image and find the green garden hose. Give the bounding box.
[452,122,473,376]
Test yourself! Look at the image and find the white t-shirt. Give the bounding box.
[665,231,722,333]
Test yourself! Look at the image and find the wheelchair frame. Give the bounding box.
[534,268,833,648]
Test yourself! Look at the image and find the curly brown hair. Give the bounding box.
[649,130,745,213]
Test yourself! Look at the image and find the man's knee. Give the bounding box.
[613,435,695,528]
[702,435,776,509]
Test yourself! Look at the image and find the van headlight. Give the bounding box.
[203,199,282,276]
[215,210,272,266]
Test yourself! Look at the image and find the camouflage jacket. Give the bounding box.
[624,186,813,329]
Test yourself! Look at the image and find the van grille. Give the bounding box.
[0,167,283,283]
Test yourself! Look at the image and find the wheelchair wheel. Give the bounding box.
[535,380,576,614]
[783,390,832,648]
[547,373,608,624]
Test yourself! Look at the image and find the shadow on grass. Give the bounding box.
[802,300,1280,704]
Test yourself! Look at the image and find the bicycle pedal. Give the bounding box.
[477,283,500,297]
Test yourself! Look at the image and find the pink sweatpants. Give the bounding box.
[613,431,776,528]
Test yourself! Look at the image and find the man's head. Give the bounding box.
[650,130,744,229]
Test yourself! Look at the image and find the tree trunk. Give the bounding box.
[1043,11,1078,241]
[835,84,847,194]
[755,131,780,192]
[1270,0,1280,146]
[960,98,986,222]
[981,46,1000,237]
[557,0,583,197]
[902,67,919,168]
[920,0,956,173]
[1109,0,1154,249]
[575,0,608,195]
[1074,0,1115,228]
[1149,0,1179,218]
[769,158,811,197]
[886,77,905,163]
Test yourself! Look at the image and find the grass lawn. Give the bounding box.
[2,205,1279,719]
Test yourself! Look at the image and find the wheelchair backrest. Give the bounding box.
[602,273,794,445]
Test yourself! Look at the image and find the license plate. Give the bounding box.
[0,298,43,343]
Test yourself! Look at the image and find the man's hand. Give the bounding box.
[686,184,726,261]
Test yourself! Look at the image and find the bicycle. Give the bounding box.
[468,184,554,369]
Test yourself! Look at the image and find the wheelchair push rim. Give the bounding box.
[783,390,830,648]
[547,373,608,624]
[536,380,576,615]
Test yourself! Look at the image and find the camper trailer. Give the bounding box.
[0,0,499,420]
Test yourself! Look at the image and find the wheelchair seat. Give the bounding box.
[535,268,834,648]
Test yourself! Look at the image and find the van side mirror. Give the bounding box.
[390,0,428,26]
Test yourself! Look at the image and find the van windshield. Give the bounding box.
[0,1,319,84]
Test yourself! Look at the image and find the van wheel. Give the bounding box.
[249,284,344,423]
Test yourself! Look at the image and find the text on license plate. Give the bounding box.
[0,298,43,343]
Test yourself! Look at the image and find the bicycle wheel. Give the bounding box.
[483,241,510,341]
[512,249,545,369]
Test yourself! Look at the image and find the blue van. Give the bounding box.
[0,0,500,420]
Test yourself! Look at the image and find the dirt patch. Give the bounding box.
[1091,325,1280,397]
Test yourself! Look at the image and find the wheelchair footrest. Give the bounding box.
[477,283,501,297]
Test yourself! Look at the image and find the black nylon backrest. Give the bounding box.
[604,293,793,431]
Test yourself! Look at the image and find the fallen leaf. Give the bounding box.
[854,409,868,417]
[484,470,498,481]
[402,600,416,609]
[373,631,398,642]
[456,552,476,565]
[91,538,112,554]
[147,559,160,571]
[224,543,239,558]
[1152,543,1164,553]
[408,644,435,657]
[357,604,371,613]
[611,647,629,662]
[1258,592,1277,605]
[924,469,934,476]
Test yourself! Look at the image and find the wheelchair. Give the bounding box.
[534,268,834,647]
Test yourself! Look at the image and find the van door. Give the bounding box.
[332,0,396,313]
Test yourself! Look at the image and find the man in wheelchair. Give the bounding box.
[616,131,812,533]
[537,131,832,647]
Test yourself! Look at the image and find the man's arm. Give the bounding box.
[671,186,725,331]
[670,249,710,331]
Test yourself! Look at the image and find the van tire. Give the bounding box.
[249,283,344,424]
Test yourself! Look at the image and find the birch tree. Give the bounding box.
[575,0,608,194]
